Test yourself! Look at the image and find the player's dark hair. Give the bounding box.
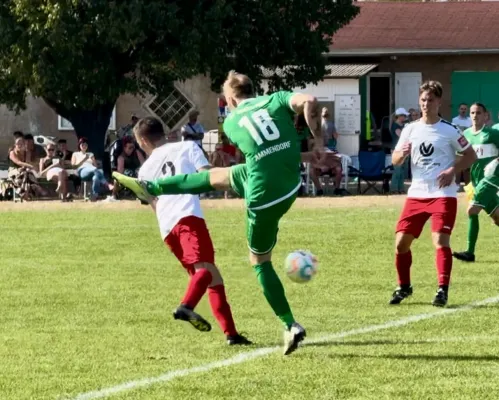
[134,117,165,142]
[13,131,24,139]
[459,102,468,108]
[58,138,67,144]
[24,133,34,140]
[419,80,443,98]
[471,102,487,112]
[224,70,254,98]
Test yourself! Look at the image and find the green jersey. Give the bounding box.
[223,91,301,209]
[463,126,499,186]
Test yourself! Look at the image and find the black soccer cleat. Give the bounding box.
[432,288,448,307]
[227,333,252,346]
[389,286,413,305]
[452,251,476,263]
[173,305,212,332]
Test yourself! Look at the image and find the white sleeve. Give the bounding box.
[450,127,471,152]
[394,125,411,151]
[189,142,210,170]
[138,165,146,180]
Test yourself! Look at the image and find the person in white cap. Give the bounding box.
[390,107,410,193]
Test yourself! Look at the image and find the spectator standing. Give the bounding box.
[390,108,410,194]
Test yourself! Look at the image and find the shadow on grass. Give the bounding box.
[313,352,499,362]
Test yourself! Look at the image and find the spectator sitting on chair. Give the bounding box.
[8,137,47,200]
[110,136,145,200]
[71,137,113,201]
[210,134,241,167]
[23,133,46,165]
[56,138,81,193]
[297,113,345,196]
[39,144,72,202]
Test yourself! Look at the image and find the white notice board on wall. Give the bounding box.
[334,94,361,135]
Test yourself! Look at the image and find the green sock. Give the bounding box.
[253,261,295,328]
[147,171,214,196]
[466,214,479,255]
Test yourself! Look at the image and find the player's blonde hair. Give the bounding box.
[223,70,254,99]
[419,80,443,98]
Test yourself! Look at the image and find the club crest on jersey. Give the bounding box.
[419,142,434,157]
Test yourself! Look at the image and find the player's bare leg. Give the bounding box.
[431,232,452,307]
[453,205,481,263]
[390,232,415,305]
[250,251,306,356]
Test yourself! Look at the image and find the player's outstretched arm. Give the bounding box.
[289,94,323,145]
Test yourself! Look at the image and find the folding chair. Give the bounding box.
[348,150,392,195]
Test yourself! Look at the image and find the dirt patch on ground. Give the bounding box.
[0,194,469,212]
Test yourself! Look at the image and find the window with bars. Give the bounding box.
[146,87,194,129]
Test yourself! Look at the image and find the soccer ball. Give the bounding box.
[285,250,318,283]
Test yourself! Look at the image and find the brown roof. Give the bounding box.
[261,64,378,78]
[329,2,499,54]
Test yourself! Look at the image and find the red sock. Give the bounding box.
[436,247,452,286]
[207,285,238,336]
[395,251,412,286]
[181,268,212,309]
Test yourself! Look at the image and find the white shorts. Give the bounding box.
[46,167,64,181]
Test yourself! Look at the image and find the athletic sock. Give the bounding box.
[395,251,412,286]
[207,285,238,337]
[147,171,214,196]
[436,247,453,287]
[253,261,295,328]
[466,214,479,255]
[181,268,212,309]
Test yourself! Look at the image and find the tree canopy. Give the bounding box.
[0,0,359,156]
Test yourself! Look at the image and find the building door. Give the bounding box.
[452,71,499,125]
[395,72,422,112]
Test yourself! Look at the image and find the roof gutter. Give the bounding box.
[324,48,499,57]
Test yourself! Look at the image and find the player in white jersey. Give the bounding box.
[135,117,251,346]
[389,81,476,307]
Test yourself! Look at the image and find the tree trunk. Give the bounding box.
[43,98,115,160]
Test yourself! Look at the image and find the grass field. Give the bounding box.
[1,196,498,400]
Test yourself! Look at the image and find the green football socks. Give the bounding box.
[146,171,214,196]
[253,261,295,328]
[466,214,479,255]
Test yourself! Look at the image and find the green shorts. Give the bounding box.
[230,164,297,255]
[471,177,499,215]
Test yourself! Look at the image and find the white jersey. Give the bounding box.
[395,119,471,198]
[138,141,210,239]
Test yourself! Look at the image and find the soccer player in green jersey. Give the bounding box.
[453,103,499,263]
[114,71,324,355]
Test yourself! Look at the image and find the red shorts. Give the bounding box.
[164,216,215,275]
[396,197,458,238]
